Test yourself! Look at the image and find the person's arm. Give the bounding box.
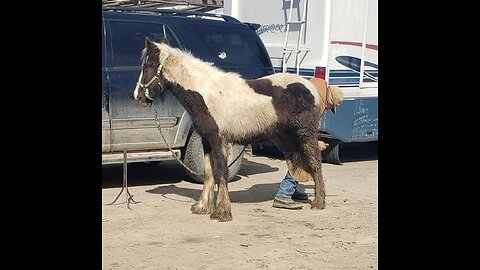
[318,140,329,151]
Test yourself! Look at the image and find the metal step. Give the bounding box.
[286,20,305,24]
[102,149,181,165]
[283,47,310,53]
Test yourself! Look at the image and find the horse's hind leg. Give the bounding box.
[191,153,215,215]
[301,137,326,210]
[209,138,232,222]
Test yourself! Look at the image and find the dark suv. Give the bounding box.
[101,7,275,182]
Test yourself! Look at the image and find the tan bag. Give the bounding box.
[286,160,314,182]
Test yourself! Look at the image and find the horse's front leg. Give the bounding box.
[209,137,232,222]
[191,152,215,215]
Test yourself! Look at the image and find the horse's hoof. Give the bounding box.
[191,202,213,215]
[310,200,326,210]
[210,210,232,222]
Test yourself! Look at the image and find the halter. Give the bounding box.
[136,55,168,100]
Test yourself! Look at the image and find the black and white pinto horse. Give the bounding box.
[134,38,326,222]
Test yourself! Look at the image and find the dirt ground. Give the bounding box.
[102,144,378,270]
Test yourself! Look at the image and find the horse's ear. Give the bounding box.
[159,37,170,45]
[145,36,157,51]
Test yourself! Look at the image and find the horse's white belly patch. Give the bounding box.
[207,94,278,138]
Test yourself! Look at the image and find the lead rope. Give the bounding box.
[153,106,246,179]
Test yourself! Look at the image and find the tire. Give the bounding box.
[321,138,342,165]
[183,131,245,183]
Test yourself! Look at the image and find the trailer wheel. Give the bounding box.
[183,131,245,183]
[321,138,342,165]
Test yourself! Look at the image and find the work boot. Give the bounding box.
[272,196,303,209]
[292,190,309,201]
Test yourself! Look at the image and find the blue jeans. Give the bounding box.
[276,171,298,198]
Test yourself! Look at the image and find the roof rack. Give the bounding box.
[102,0,223,13]
[102,6,239,23]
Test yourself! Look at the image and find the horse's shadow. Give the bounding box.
[146,182,315,204]
[146,182,284,203]
[102,161,186,189]
[103,155,280,185]
[233,157,280,179]
[145,157,283,203]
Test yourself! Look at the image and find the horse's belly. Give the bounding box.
[203,84,279,141]
[213,106,278,141]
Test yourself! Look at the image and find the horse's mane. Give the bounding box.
[159,44,224,73]
[154,43,243,93]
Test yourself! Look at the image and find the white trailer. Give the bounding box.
[224,0,378,163]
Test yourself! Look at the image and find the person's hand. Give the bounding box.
[318,140,329,151]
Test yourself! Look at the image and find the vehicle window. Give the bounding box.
[102,23,105,68]
[190,25,270,67]
[110,21,180,67]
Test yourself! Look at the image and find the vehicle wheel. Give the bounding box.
[183,131,245,183]
[321,138,342,165]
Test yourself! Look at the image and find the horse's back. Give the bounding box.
[257,73,320,108]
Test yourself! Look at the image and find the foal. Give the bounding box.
[134,37,326,222]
